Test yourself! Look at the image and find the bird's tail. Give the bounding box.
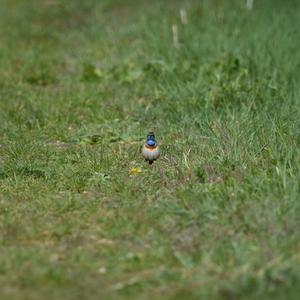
[149,160,153,165]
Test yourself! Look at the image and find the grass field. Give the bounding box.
[0,0,300,299]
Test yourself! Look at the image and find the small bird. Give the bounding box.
[142,132,160,164]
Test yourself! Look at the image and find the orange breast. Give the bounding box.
[144,144,158,151]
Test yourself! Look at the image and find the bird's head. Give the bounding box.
[146,132,157,147]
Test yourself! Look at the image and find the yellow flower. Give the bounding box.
[129,167,142,175]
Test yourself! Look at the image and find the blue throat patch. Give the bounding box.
[147,139,156,147]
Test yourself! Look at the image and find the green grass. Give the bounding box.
[0,0,300,299]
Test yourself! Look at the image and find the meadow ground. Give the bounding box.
[0,0,300,299]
